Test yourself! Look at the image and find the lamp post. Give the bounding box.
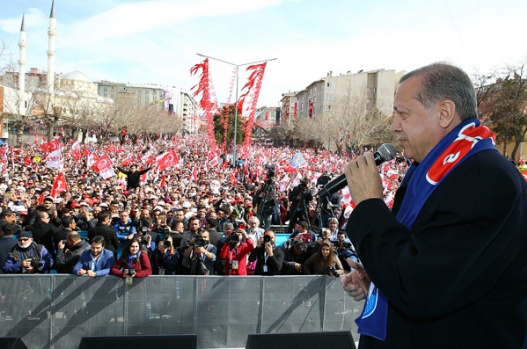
[196,53,276,166]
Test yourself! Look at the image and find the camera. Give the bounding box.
[159,226,170,234]
[328,266,339,277]
[163,240,171,249]
[229,232,240,243]
[128,268,136,276]
[195,237,207,247]
[141,226,149,233]
[141,235,149,246]
[264,164,275,179]
[263,235,271,243]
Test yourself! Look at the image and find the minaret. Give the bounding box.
[18,15,27,116]
[47,0,56,98]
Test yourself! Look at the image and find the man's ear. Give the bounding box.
[436,99,457,129]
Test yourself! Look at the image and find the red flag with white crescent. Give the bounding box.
[50,172,68,198]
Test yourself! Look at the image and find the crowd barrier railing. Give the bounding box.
[0,275,362,349]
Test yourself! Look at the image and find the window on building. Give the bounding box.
[326,94,333,100]
[326,82,333,88]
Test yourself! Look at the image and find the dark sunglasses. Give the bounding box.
[18,238,30,242]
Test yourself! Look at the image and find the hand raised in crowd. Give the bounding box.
[341,258,370,301]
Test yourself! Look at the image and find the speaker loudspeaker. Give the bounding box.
[79,334,197,349]
[0,337,28,349]
[245,331,356,349]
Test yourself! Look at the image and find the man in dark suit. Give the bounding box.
[248,230,284,276]
[25,210,59,258]
[341,63,527,348]
[88,210,120,258]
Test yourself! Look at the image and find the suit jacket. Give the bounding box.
[248,245,284,275]
[73,249,115,277]
[347,150,527,349]
[26,220,59,257]
[88,224,120,256]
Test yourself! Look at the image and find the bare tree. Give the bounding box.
[476,61,527,160]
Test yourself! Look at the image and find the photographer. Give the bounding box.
[333,230,358,272]
[253,165,279,230]
[219,228,255,276]
[287,178,314,234]
[280,240,309,275]
[182,230,216,275]
[137,221,155,255]
[150,234,179,275]
[110,237,152,279]
[303,239,344,277]
[3,231,54,274]
[317,176,342,229]
[248,230,284,276]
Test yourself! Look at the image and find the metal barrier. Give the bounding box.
[0,275,362,349]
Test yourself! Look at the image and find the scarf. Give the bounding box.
[356,119,496,340]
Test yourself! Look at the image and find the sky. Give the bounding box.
[0,0,526,108]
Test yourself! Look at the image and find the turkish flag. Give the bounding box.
[50,172,68,198]
[38,191,45,205]
[160,174,166,189]
[23,155,31,166]
[91,153,113,173]
[39,139,60,153]
[156,148,179,172]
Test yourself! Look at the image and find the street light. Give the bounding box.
[196,53,277,166]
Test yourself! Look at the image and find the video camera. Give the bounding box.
[194,237,208,248]
[264,164,275,182]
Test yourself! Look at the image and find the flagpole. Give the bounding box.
[196,54,276,167]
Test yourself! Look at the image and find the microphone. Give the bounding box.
[317,143,397,200]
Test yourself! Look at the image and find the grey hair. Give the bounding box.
[400,62,477,121]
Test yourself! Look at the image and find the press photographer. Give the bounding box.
[287,177,314,234]
[253,164,279,230]
[316,174,341,228]
[219,229,255,276]
[248,230,284,276]
[151,234,179,275]
[332,230,358,272]
[182,230,216,275]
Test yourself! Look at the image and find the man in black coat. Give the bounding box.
[116,164,152,192]
[248,230,284,276]
[87,210,120,258]
[25,210,59,258]
[54,231,90,274]
[341,63,527,348]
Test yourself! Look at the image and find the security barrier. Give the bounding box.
[0,275,362,349]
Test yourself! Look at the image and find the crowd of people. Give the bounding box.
[0,131,409,278]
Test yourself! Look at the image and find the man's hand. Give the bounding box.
[264,242,273,256]
[343,152,384,206]
[87,270,97,278]
[340,259,370,301]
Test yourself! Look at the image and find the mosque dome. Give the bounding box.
[62,70,91,82]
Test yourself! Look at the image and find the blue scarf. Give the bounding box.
[356,119,496,340]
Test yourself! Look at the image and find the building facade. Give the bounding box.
[280,69,405,123]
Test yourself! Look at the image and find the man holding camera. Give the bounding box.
[219,228,254,276]
[150,235,179,275]
[182,230,216,275]
[287,178,313,234]
[248,230,284,276]
[3,231,54,274]
[333,230,357,272]
[253,165,278,230]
